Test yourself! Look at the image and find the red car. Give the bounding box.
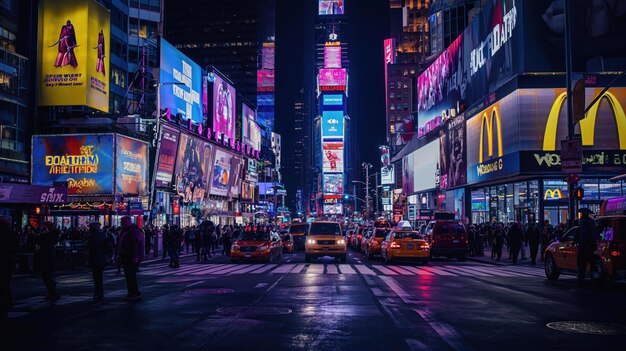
[281,233,295,253]
[231,229,283,263]
[425,218,468,260]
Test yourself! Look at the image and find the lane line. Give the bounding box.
[255,283,269,289]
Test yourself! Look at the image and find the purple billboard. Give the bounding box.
[155,126,179,188]
[212,74,236,141]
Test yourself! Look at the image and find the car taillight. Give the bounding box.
[391,242,401,249]
[611,250,621,257]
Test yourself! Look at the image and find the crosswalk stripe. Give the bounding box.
[208,264,253,275]
[420,266,457,276]
[387,266,414,275]
[354,265,376,275]
[372,266,398,275]
[289,264,307,273]
[402,266,434,275]
[338,265,357,274]
[229,264,267,274]
[173,264,223,275]
[326,265,338,274]
[452,266,490,276]
[190,264,245,275]
[179,264,226,275]
[249,264,276,274]
[270,264,296,274]
[499,267,544,277]
[468,266,526,277]
[306,264,325,274]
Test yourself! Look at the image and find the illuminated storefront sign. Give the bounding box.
[544,189,563,200]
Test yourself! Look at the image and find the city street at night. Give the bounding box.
[4,251,626,350]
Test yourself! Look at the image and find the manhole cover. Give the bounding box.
[184,288,234,296]
[547,321,626,335]
[216,306,292,316]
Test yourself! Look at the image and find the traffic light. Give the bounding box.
[574,187,584,200]
[344,194,349,200]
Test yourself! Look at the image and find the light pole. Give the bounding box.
[361,163,373,218]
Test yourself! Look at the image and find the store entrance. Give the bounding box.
[544,204,569,226]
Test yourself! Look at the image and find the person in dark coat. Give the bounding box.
[87,222,111,300]
[36,222,60,301]
[526,221,541,265]
[161,224,169,259]
[194,227,203,261]
[202,221,215,260]
[119,216,144,300]
[574,208,598,286]
[507,222,523,264]
[0,218,18,323]
[168,226,181,268]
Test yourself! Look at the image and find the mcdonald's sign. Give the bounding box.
[544,189,563,200]
[543,90,626,151]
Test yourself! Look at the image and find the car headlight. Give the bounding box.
[307,239,316,245]
[258,244,269,251]
[338,239,345,245]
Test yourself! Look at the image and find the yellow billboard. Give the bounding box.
[37,0,110,112]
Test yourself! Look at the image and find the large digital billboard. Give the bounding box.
[402,140,439,194]
[319,0,345,15]
[324,45,342,68]
[322,94,343,106]
[174,133,213,203]
[381,165,394,185]
[242,103,261,151]
[159,38,202,124]
[323,141,344,172]
[321,110,344,138]
[257,69,275,92]
[229,156,245,197]
[439,114,467,189]
[155,126,179,188]
[212,74,236,141]
[319,68,347,87]
[116,135,149,195]
[323,173,343,197]
[37,0,110,112]
[210,149,234,197]
[324,204,343,215]
[242,181,255,201]
[32,134,114,195]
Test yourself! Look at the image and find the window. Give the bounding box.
[112,66,126,88]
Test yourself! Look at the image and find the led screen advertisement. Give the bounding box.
[210,149,234,197]
[322,142,344,173]
[324,204,343,215]
[439,114,467,189]
[116,135,148,195]
[257,69,275,92]
[32,134,114,195]
[323,173,343,197]
[229,156,245,197]
[324,45,342,68]
[174,133,213,204]
[212,74,237,141]
[319,68,347,87]
[321,110,344,138]
[155,126,179,188]
[322,94,343,106]
[402,140,440,194]
[319,0,345,15]
[381,165,394,185]
[37,0,110,112]
[242,103,261,150]
[159,38,202,124]
[242,181,255,201]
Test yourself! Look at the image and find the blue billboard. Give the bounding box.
[321,110,344,138]
[159,38,203,124]
[323,94,343,106]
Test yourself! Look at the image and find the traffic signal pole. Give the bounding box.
[564,0,577,227]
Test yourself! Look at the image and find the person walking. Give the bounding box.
[202,221,214,260]
[144,226,153,257]
[87,222,113,301]
[492,224,504,261]
[168,225,181,268]
[526,220,541,265]
[574,208,598,287]
[222,228,232,257]
[35,222,60,301]
[161,224,169,259]
[194,227,203,261]
[0,218,19,323]
[467,225,476,257]
[118,216,144,301]
[507,222,523,265]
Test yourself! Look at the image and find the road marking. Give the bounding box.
[387,266,414,275]
[249,264,276,274]
[289,264,307,273]
[326,265,338,274]
[402,266,434,275]
[270,264,296,274]
[419,266,457,276]
[452,266,490,277]
[338,264,357,274]
[372,266,398,275]
[354,265,376,275]
[184,280,205,288]
[229,264,267,275]
[468,266,526,277]
[306,264,325,274]
[255,283,269,288]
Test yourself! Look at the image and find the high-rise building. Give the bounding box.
[428,0,477,56]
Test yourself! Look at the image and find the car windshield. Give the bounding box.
[394,231,422,240]
[289,224,309,234]
[437,222,465,234]
[238,232,270,241]
[309,223,341,236]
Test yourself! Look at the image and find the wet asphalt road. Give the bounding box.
[3,249,626,351]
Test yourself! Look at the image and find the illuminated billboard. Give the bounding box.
[155,126,179,188]
[37,0,110,112]
[242,103,261,150]
[324,204,343,215]
[439,114,467,189]
[242,181,255,201]
[321,110,344,138]
[32,134,114,195]
[257,69,275,92]
[159,38,202,124]
[324,45,342,68]
[381,165,394,185]
[174,133,213,203]
[229,156,245,197]
[212,74,236,141]
[323,141,344,172]
[210,149,234,197]
[402,140,439,194]
[323,173,343,197]
[323,94,343,106]
[319,0,345,15]
[319,68,347,87]
[115,135,149,195]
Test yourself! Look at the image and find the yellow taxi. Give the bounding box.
[544,197,626,282]
[364,228,389,259]
[380,229,430,265]
[305,221,347,263]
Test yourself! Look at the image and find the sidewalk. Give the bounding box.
[466,247,544,269]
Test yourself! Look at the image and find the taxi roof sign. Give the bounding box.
[600,197,626,216]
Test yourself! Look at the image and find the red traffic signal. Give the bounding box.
[574,187,584,200]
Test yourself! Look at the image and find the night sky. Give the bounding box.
[276,0,390,183]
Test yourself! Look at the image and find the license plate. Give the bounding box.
[245,254,251,258]
[407,245,414,249]
[452,240,459,244]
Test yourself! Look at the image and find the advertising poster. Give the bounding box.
[402,140,440,194]
[246,158,258,183]
[321,110,344,138]
[319,68,347,87]
[159,38,202,123]
[242,181,255,201]
[210,149,234,197]
[32,134,114,195]
[37,0,110,112]
[322,94,343,106]
[115,135,148,195]
[324,204,343,215]
[212,74,236,141]
[174,133,213,203]
[322,141,344,173]
[323,173,343,196]
[229,156,244,197]
[319,0,345,15]
[324,45,342,68]
[257,69,275,92]
[242,103,261,150]
[439,114,467,189]
[381,165,394,185]
[155,126,179,188]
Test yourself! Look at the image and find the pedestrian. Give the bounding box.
[574,208,597,287]
[467,225,476,257]
[0,218,19,323]
[194,227,203,261]
[168,225,181,268]
[492,224,504,261]
[35,222,61,301]
[114,227,123,275]
[118,216,144,301]
[507,222,523,264]
[526,220,541,265]
[144,226,153,257]
[86,222,113,301]
[222,228,232,257]
[161,224,169,259]
[184,227,191,254]
[202,221,215,260]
